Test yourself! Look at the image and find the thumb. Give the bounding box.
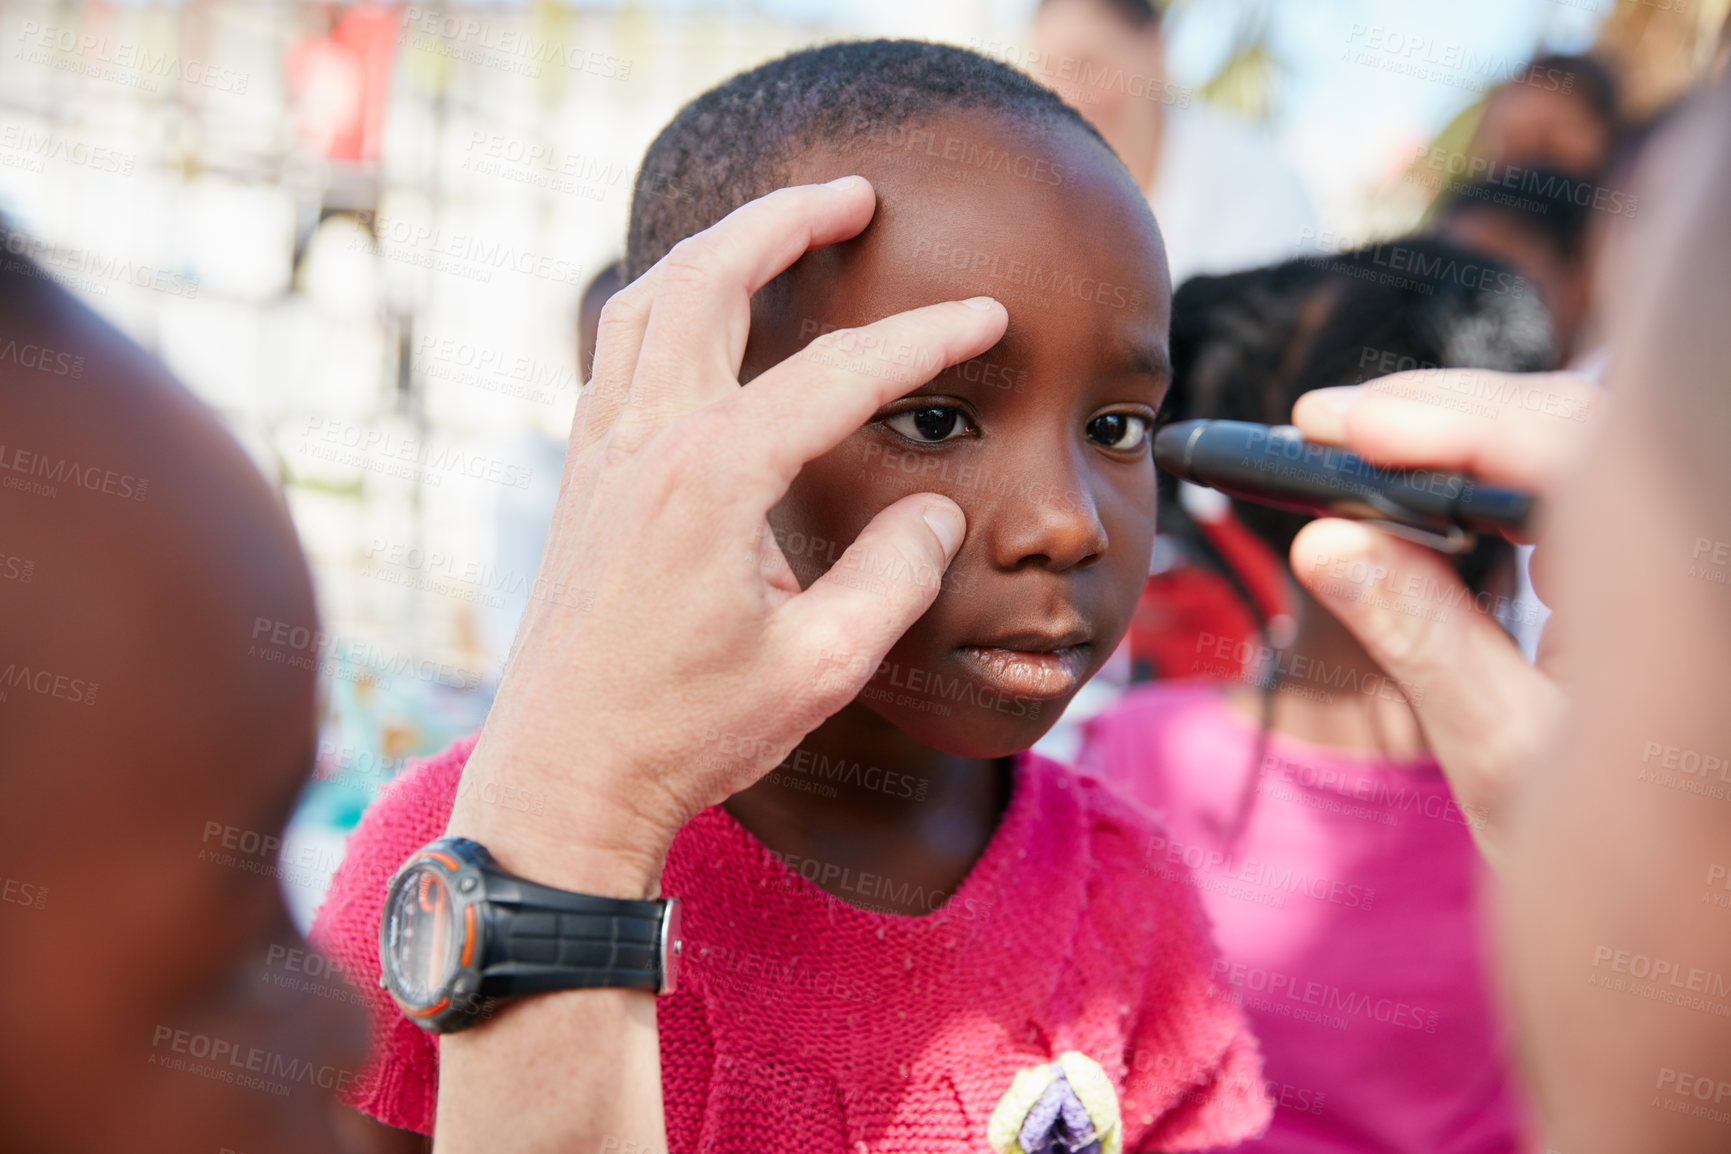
[1291,519,1566,865]
[777,494,966,714]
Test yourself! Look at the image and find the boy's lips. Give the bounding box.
[953,631,1092,702]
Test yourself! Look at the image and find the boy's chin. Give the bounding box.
[868,697,1072,761]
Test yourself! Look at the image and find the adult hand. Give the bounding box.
[445,176,1008,896]
[1284,369,1600,867]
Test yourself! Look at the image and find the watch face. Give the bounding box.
[385,862,461,1007]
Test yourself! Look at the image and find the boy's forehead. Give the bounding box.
[779,108,1170,344]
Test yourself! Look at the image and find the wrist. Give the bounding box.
[445,818,668,900]
[446,737,676,900]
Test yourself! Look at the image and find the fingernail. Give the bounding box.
[825,175,865,190]
[1293,520,1380,609]
[962,296,999,312]
[1321,390,1360,416]
[922,503,966,560]
[1297,387,1361,442]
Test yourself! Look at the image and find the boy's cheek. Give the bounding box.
[771,443,988,607]
[1105,500,1157,614]
[769,443,900,585]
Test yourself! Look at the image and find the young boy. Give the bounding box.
[315,40,1269,1153]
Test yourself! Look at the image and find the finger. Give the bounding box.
[1291,370,1598,493]
[756,523,803,597]
[558,263,670,521]
[774,495,966,716]
[573,275,657,456]
[719,297,1009,496]
[1528,541,1558,606]
[730,520,803,597]
[615,177,879,441]
[1291,518,1567,860]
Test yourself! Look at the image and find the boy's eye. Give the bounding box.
[1087,413,1152,451]
[883,406,972,444]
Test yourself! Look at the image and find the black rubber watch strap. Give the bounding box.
[479,876,665,997]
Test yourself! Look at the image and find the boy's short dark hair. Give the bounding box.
[625,39,1109,281]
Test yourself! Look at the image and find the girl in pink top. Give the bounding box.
[313,41,1268,1154]
[1081,244,1553,1152]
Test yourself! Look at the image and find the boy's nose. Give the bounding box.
[982,452,1108,573]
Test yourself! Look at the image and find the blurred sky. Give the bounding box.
[601,0,1608,228]
[579,0,1604,131]
[1234,0,1603,217]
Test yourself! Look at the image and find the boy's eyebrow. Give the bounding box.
[1120,343,1172,384]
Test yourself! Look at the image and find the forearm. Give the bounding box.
[434,743,673,1154]
[435,986,665,1154]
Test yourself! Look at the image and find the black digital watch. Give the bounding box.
[378,837,681,1034]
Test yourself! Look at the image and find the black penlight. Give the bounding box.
[1152,419,1533,553]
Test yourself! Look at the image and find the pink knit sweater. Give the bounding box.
[312,735,1271,1152]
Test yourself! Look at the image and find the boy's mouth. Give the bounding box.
[954,630,1092,702]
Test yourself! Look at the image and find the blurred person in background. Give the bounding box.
[1084,239,1556,1153]
[1435,173,1595,365]
[1029,0,1316,288]
[0,236,364,1153]
[1467,53,1623,180]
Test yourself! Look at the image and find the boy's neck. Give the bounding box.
[722,701,1013,919]
[1223,587,1428,761]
